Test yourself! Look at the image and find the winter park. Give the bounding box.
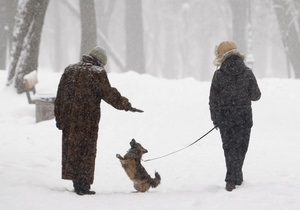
[1,0,300,210]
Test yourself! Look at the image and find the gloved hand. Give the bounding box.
[213,121,218,130]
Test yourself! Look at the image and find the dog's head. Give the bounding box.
[130,139,148,155]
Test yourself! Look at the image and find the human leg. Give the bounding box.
[73,181,95,195]
[220,125,251,189]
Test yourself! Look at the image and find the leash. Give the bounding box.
[142,125,218,162]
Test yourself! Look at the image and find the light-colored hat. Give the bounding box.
[213,41,237,66]
[215,41,237,59]
[89,46,107,66]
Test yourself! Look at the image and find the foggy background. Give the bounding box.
[1,2,300,208]
[1,0,299,85]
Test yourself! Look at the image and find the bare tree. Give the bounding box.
[228,0,248,53]
[62,0,125,71]
[79,0,97,56]
[0,0,18,69]
[96,0,116,37]
[95,0,126,71]
[125,0,145,73]
[53,0,63,72]
[273,0,300,78]
[7,0,49,93]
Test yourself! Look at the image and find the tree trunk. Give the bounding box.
[0,0,18,70]
[97,0,116,37]
[125,0,145,73]
[79,0,97,56]
[53,0,63,72]
[96,0,127,71]
[63,0,125,71]
[273,0,300,78]
[7,0,49,93]
[228,0,247,53]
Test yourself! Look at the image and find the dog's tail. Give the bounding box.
[150,172,161,188]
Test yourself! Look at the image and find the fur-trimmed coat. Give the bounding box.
[54,55,132,184]
[209,50,261,128]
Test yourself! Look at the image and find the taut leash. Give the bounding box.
[142,126,218,162]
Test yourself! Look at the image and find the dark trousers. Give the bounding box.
[73,181,91,191]
[219,125,251,184]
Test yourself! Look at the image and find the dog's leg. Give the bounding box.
[116,154,127,166]
[116,154,124,160]
[131,191,139,193]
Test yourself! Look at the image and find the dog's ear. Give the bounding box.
[130,139,136,147]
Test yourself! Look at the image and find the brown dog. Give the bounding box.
[116,139,161,192]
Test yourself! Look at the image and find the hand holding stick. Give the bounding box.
[129,107,144,113]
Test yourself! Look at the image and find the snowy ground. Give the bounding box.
[0,70,300,210]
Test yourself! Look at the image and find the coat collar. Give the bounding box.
[213,49,244,67]
[81,54,103,66]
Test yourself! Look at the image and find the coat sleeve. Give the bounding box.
[54,72,67,130]
[209,71,220,124]
[247,70,261,101]
[96,70,132,111]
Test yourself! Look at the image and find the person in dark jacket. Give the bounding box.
[55,46,141,195]
[209,41,261,192]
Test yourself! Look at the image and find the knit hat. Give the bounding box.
[89,46,107,66]
[213,41,237,66]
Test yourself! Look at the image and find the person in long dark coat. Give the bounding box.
[209,41,261,192]
[54,46,139,195]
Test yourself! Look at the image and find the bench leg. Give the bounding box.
[35,101,54,123]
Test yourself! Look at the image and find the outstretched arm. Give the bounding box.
[96,69,132,111]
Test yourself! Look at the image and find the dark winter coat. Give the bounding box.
[209,51,261,128]
[54,55,132,184]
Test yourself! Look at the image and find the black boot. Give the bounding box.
[81,190,96,195]
[73,181,96,196]
[235,180,243,186]
[225,182,236,192]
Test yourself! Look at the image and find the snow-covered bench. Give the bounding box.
[23,71,56,123]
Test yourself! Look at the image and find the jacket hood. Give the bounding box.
[217,50,246,76]
[213,49,244,67]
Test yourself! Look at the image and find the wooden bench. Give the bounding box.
[23,71,56,123]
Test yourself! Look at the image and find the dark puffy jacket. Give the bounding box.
[209,52,261,128]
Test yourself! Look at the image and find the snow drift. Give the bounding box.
[0,71,300,210]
